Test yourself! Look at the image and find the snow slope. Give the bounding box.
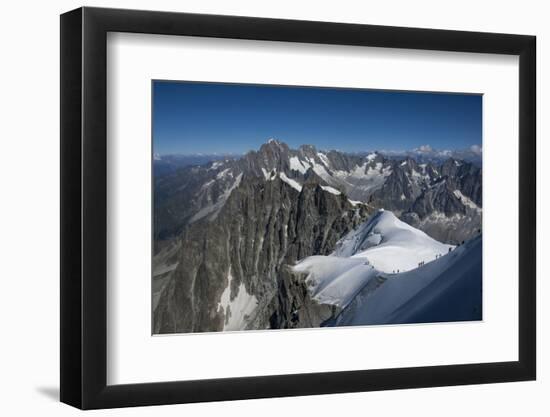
[334,234,482,326]
[292,256,379,308]
[332,210,453,273]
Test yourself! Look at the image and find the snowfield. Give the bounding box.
[334,234,481,326]
[293,256,379,308]
[289,156,308,174]
[332,210,454,273]
[292,209,482,326]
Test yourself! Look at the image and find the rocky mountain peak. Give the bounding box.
[440,157,462,176]
[259,138,289,153]
[298,144,318,159]
[397,156,419,170]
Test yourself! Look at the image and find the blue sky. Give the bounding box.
[153,81,482,155]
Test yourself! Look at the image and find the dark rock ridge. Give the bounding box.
[153,175,371,333]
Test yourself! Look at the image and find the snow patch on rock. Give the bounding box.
[279,172,303,192]
[218,266,258,331]
[321,185,341,195]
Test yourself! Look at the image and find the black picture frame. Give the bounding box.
[60,6,536,410]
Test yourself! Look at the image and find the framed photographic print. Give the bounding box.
[60,7,536,409]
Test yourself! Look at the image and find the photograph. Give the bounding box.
[152,81,483,334]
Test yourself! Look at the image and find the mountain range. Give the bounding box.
[153,139,482,333]
[155,139,481,244]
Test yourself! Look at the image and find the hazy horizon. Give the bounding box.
[154,138,481,157]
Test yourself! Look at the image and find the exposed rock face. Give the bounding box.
[369,158,481,214]
[153,175,371,333]
[368,158,482,243]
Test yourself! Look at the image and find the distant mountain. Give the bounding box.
[153,153,241,177]
[153,139,483,333]
[380,145,482,166]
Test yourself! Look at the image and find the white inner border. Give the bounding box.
[107,32,519,385]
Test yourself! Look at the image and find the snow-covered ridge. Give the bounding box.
[332,210,453,273]
[292,209,454,308]
[291,209,481,325]
[334,234,482,326]
[289,156,308,174]
[292,256,378,308]
[286,148,391,198]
